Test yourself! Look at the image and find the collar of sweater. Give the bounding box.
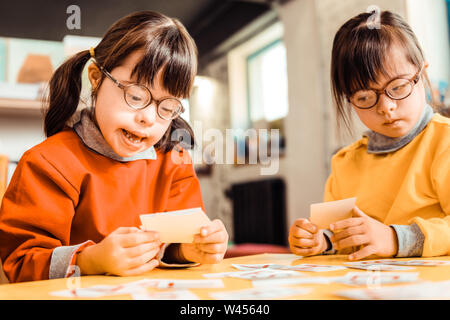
[363,104,434,154]
[73,107,157,162]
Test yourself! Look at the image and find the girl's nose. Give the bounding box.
[376,93,397,115]
[135,103,157,126]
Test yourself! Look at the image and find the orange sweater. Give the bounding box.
[0,129,204,283]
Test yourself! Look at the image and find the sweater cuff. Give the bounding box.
[390,223,425,258]
[321,229,336,255]
[157,243,200,268]
[49,240,95,279]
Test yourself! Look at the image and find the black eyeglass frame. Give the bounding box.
[91,59,185,120]
[348,65,424,110]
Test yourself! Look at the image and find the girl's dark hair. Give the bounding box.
[44,11,197,153]
[330,10,434,136]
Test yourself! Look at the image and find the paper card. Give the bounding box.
[203,270,302,280]
[334,272,419,286]
[231,263,346,272]
[131,290,200,300]
[228,269,301,280]
[155,279,224,289]
[140,207,211,243]
[310,197,356,230]
[335,280,450,300]
[210,287,311,300]
[252,277,336,287]
[346,259,450,267]
[344,262,415,271]
[50,279,161,298]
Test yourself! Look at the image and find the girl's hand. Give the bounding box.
[180,219,229,264]
[330,206,398,260]
[77,227,161,276]
[289,218,328,256]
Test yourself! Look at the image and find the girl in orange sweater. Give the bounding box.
[0,11,228,283]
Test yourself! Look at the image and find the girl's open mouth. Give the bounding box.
[121,129,145,145]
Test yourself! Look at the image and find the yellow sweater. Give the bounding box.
[324,113,450,257]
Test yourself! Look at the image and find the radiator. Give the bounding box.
[226,178,287,246]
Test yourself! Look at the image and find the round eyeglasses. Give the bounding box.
[91,59,184,120]
[348,66,423,109]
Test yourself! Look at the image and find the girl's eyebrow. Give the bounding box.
[372,72,412,89]
[120,78,177,101]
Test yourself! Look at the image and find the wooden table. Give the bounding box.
[0,254,449,300]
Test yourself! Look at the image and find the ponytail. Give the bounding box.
[44,50,91,137]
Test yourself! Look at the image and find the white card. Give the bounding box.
[346,259,450,267]
[229,269,301,280]
[310,197,356,229]
[335,280,450,300]
[140,207,211,243]
[210,287,311,300]
[344,262,415,271]
[232,263,347,272]
[335,272,419,286]
[204,269,302,280]
[131,290,200,300]
[252,276,337,287]
[155,279,224,289]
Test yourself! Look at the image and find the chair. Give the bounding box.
[0,155,10,284]
[0,154,7,201]
[224,178,290,258]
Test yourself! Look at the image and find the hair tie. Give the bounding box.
[89,47,95,58]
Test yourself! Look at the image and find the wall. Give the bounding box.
[0,112,45,183]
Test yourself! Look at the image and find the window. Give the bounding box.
[247,39,288,124]
[228,22,287,164]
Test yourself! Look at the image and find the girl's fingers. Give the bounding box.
[198,252,224,264]
[120,259,159,277]
[199,219,226,238]
[112,227,141,234]
[194,229,228,244]
[334,234,370,250]
[332,225,365,242]
[195,242,228,254]
[349,245,377,261]
[289,236,318,248]
[120,231,160,248]
[290,227,314,239]
[294,219,317,234]
[125,241,161,258]
[330,217,364,232]
[290,245,316,257]
[127,247,160,269]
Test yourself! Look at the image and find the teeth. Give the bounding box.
[123,129,143,144]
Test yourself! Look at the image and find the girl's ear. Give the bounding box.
[424,60,429,69]
[88,62,102,91]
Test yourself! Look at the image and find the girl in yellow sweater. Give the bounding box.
[289,10,450,260]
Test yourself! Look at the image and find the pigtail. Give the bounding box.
[43,50,91,137]
[156,116,195,153]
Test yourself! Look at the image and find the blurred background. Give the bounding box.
[0,0,449,256]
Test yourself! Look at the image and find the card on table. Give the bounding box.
[231,263,347,272]
[203,269,302,280]
[334,272,420,286]
[346,259,450,267]
[344,262,415,271]
[210,287,311,300]
[252,276,336,287]
[50,278,222,298]
[335,280,450,300]
[140,207,211,243]
[309,197,356,229]
[131,290,200,300]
